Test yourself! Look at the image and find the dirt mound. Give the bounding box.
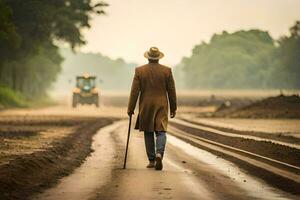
[0,116,115,200]
[226,95,300,118]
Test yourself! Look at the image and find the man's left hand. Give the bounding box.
[127,111,134,117]
[170,111,176,118]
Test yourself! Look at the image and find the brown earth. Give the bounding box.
[170,121,300,168]
[0,116,116,200]
[178,116,300,144]
[33,120,298,200]
[213,95,300,119]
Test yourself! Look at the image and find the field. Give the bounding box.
[1,90,300,200]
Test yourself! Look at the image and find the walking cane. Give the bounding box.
[123,115,132,169]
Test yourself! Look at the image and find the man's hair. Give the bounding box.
[148,59,159,63]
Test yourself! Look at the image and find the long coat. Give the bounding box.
[127,63,177,132]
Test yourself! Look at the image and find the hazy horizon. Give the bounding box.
[79,0,300,66]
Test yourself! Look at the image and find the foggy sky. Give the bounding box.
[81,0,300,66]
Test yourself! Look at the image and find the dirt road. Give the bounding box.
[32,120,299,200]
[1,105,299,200]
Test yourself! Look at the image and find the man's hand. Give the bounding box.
[170,111,176,118]
[127,111,134,117]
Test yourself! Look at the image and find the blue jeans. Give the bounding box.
[144,131,166,161]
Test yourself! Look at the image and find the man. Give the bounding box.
[127,47,177,170]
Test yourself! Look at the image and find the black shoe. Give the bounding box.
[146,161,155,168]
[155,154,163,170]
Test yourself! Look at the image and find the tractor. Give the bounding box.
[72,74,99,107]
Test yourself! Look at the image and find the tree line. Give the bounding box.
[175,21,300,89]
[0,0,107,99]
[53,49,136,93]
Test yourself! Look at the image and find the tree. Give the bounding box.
[0,0,20,60]
[177,30,276,89]
[0,0,107,98]
[276,21,300,88]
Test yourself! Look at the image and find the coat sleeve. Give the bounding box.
[127,68,140,114]
[166,68,177,113]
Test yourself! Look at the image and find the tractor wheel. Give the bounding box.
[72,94,78,108]
[94,95,99,107]
[72,100,77,108]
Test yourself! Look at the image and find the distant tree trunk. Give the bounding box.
[11,62,17,91]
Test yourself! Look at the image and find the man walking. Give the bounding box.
[127,47,177,170]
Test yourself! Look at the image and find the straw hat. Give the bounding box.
[144,47,164,60]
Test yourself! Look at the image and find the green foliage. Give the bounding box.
[0,86,27,108]
[276,21,300,88]
[0,86,57,109]
[177,30,276,89]
[53,49,136,92]
[0,0,107,103]
[0,0,20,60]
[176,22,300,89]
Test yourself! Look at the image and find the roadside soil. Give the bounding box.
[0,115,116,200]
[170,121,300,167]
[214,95,300,119]
[178,115,300,144]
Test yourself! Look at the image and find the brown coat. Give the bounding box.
[127,63,177,132]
